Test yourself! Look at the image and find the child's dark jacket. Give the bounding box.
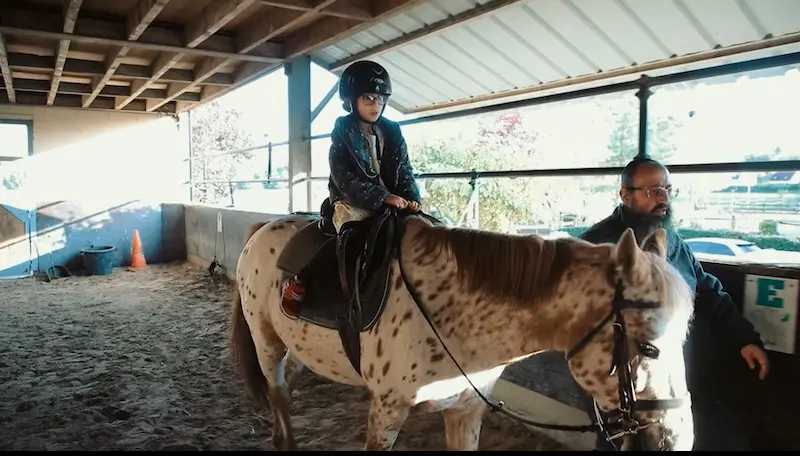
[328,114,422,212]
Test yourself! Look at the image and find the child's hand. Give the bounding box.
[384,194,408,209]
[406,201,421,212]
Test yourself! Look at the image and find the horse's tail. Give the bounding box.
[229,223,271,411]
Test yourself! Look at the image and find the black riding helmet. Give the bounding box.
[338,60,392,123]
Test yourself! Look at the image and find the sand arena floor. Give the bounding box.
[0,262,570,451]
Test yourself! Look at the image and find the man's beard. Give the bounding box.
[622,203,675,243]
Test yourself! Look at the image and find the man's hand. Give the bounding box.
[741,344,770,380]
[384,194,408,209]
[406,200,421,212]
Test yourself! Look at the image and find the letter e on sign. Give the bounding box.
[744,274,798,355]
[756,277,785,308]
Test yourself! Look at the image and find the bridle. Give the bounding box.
[390,212,689,450]
[563,280,687,450]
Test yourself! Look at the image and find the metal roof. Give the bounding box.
[312,0,800,115]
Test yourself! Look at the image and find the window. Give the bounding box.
[402,90,638,174]
[0,120,31,162]
[0,120,32,192]
[642,63,800,265]
[647,65,800,167]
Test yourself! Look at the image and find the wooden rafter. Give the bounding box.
[284,0,428,59]
[190,0,430,111]
[81,0,171,108]
[115,0,261,110]
[47,0,82,106]
[146,0,340,112]
[0,7,282,64]
[0,0,439,114]
[0,35,13,103]
[260,0,372,20]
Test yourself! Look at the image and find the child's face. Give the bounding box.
[355,93,387,123]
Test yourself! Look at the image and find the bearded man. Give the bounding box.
[577,156,769,450]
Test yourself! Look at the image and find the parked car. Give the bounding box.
[685,237,761,258]
[685,236,800,265]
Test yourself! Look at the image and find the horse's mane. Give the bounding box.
[412,224,585,306]
[646,254,696,342]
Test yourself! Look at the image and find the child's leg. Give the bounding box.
[282,202,374,306]
[332,201,374,232]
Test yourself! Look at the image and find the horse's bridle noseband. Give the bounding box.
[564,280,688,450]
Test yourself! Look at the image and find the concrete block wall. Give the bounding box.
[0,105,187,276]
[184,204,285,280]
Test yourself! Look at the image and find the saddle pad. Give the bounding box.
[275,217,329,276]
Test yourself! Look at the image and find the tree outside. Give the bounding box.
[410,103,681,233]
[188,96,680,231]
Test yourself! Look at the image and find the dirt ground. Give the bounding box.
[0,261,571,451]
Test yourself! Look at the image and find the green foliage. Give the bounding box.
[604,110,680,166]
[413,107,681,232]
[759,219,779,236]
[413,113,551,232]
[190,101,256,205]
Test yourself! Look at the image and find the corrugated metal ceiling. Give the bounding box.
[312,0,800,114]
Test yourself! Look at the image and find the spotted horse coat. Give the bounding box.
[229,214,697,451]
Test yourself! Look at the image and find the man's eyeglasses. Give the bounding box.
[359,94,388,106]
[626,186,679,199]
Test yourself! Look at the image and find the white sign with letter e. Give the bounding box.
[743,274,798,355]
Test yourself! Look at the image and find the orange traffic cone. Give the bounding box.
[128,229,147,271]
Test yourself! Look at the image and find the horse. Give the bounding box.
[228,210,696,451]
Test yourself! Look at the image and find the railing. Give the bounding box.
[186,50,800,213]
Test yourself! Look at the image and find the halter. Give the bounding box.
[564,280,687,450]
[390,212,689,450]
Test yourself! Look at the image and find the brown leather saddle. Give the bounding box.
[276,201,444,375]
[275,203,402,374]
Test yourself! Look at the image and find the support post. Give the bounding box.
[285,55,313,213]
[635,76,652,159]
[185,110,194,203]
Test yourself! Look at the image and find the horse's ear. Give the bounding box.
[613,228,640,274]
[641,228,668,258]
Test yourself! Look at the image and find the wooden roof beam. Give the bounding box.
[259,0,372,21]
[0,35,13,103]
[2,90,175,114]
[237,1,338,54]
[47,0,82,106]
[0,7,282,63]
[6,51,233,85]
[4,77,201,102]
[82,0,171,108]
[115,0,260,110]
[146,1,338,112]
[283,0,428,59]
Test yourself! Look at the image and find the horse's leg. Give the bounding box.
[442,403,487,451]
[282,350,305,394]
[255,326,297,451]
[365,395,410,450]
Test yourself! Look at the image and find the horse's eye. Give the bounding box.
[637,342,660,359]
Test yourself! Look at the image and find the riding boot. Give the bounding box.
[282,237,337,308]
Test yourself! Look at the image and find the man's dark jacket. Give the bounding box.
[579,204,764,350]
[327,114,421,212]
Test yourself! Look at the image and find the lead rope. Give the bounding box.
[393,221,599,433]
